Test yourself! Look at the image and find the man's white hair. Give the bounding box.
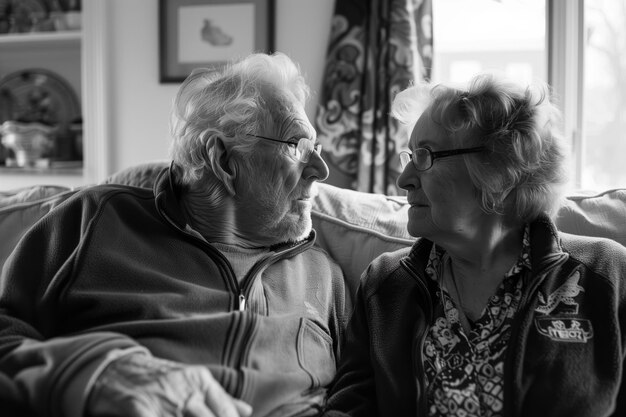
[169,52,310,186]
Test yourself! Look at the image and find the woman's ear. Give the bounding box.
[207,136,237,196]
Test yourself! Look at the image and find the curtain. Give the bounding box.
[315,0,433,195]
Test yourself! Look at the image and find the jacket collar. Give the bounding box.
[153,162,188,230]
[406,214,568,283]
[152,163,316,250]
[528,214,569,277]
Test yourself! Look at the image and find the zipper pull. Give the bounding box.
[238,293,246,311]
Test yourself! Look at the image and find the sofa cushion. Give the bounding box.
[0,185,71,209]
[311,185,413,293]
[0,186,77,272]
[555,189,626,246]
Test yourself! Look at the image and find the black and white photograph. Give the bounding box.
[1,1,626,416]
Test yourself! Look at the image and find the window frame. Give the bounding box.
[547,0,585,188]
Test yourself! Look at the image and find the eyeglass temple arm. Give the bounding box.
[432,146,485,158]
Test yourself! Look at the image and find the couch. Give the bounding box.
[2,162,626,295]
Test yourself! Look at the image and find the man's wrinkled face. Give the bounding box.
[233,98,329,245]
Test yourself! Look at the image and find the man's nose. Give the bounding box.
[304,149,329,182]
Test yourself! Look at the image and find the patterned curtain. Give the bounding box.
[315,0,433,195]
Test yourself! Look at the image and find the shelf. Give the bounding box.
[0,28,84,191]
[0,162,83,191]
[0,167,85,191]
[0,31,81,48]
[0,1,107,191]
[0,162,83,176]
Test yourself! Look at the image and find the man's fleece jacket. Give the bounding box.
[0,167,351,417]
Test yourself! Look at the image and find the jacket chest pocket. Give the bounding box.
[297,317,336,388]
[244,315,336,389]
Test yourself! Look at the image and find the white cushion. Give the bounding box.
[556,189,626,246]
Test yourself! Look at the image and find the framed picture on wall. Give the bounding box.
[159,0,274,83]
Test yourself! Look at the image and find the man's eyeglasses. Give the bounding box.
[399,146,485,171]
[247,134,322,163]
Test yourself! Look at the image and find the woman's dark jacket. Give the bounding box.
[324,216,626,416]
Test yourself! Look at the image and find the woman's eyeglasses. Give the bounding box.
[399,146,485,171]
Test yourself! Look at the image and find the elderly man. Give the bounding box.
[0,53,350,417]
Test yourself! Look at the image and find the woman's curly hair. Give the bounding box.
[392,73,569,222]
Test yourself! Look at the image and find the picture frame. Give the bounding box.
[159,0,274,83]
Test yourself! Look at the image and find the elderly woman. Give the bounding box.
[323,74,626,416]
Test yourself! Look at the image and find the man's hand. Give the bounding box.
[86,352,252,417]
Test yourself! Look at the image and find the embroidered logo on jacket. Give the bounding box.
[535,318,594,343]
[535,272,584,315]
[534,271,593,343]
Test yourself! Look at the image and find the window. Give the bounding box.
[432,0,546,87]
[580,0,626,189]
[431,0,626,191]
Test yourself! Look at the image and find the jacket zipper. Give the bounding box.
[229,242,312,396]
[237,235,314,313]
[158,204,313,312]
[401,258,433,416]
[156,207,248,394]
[158,207,316,396]
[238,293,246,311]
[160,210,251,310]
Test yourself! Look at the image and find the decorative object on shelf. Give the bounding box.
[2,0,46,33]
[0,0,81,34]
[0,68,81,166]
[64,0,81,30]
[159,0,274,83]
[0,120,55,167]
[0,0,9,33]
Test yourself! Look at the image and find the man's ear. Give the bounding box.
[208,136,237,196]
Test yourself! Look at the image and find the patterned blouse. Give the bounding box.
[423,226,531,417]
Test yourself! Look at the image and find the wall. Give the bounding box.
[107,0,334,173]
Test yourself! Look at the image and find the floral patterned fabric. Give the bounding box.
[423,226,531,417]
[315,0,433,195]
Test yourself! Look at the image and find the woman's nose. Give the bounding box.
[397,162,419,191]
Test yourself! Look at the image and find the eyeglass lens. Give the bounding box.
[399,149,432,171]
[399,152,412,169]
[297,138,322,163]
[414,148,432,170]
